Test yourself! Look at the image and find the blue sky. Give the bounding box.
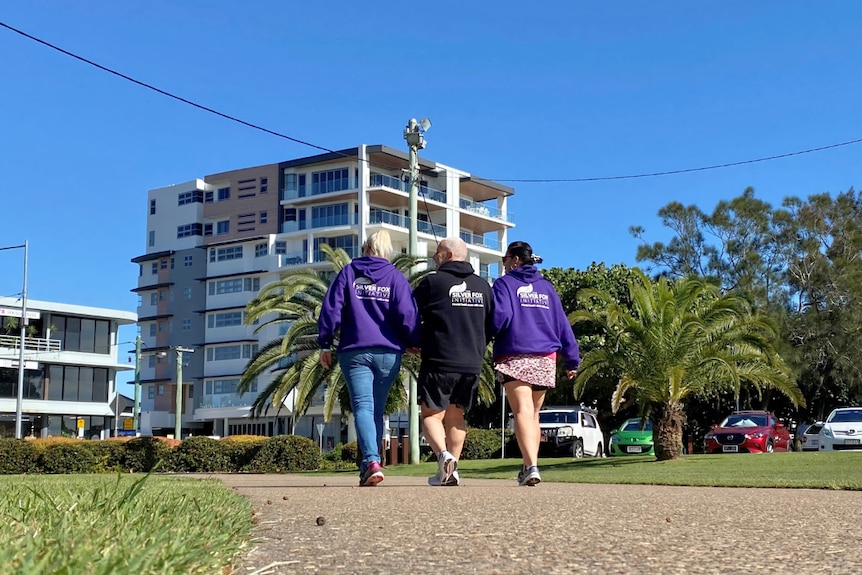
[2,2,862,393]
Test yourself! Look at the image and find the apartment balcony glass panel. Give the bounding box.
[278,252,308,267]
[460,231,501,251]
[368,209,446,237]
[199,392,255,409]
[459,198,513,223]
[369,173,447,204]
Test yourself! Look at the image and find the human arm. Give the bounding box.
[318,268,348,351]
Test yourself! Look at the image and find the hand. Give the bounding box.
[320,350,332,369]
[566,369,578,379]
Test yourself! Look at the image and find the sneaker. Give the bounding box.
[439,451,457,484]
[518,465,541,487]
[428,469,461,486]
[359,461,384,487]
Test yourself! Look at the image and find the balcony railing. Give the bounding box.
[369,173,448,204]
[369,209,447,237]
[460,231,501,251]
[276,251,308,267]
[0,334,62,352]
[199,393,255,409]
[281,177,359,201]
[459,198,513,223]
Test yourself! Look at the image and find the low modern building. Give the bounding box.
[131,144,515,443]
[0,297,137,438]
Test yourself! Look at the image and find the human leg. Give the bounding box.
[504,380,543,468]
[339,349,380,471]
[369,350,402,458]
[421,403,448,457]
[443,404,467,461]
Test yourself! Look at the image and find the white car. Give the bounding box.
[818,408,862,451]
[536,406,605,458]
[800,422,823,451]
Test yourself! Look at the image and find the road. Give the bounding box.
[215,473,862,575]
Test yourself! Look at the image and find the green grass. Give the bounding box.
[0,474,253,575]
[381,452,862,490]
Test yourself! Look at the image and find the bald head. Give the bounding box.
[439,238,468,262]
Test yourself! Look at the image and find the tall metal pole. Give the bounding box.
[14,240,29,439]
[403,119,426,464]
[175,346,194,440]
[133,334,141,433]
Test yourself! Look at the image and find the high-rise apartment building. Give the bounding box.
[131,145,514,442]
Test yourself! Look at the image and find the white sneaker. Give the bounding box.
[443,469,460,486]
[439,451,457,484]
[518,465,541,486]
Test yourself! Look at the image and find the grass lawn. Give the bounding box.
[381,451,862,490]
[0,474,253,575]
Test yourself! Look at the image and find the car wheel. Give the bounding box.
[573,439,584,459]
[595,443,604,458]
[765,440,774,453]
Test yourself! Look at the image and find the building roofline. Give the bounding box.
[0,296,137,323]
[131,250,175,264]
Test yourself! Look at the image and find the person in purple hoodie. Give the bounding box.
[318,230,419,486]
[492,241,580,486]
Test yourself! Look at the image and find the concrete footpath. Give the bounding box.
[213,473,862,575]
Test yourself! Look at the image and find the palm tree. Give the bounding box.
[239,245,498,426]
[570,269,803,460]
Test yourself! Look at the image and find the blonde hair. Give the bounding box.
[363,230,393,258]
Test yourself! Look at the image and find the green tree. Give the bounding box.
[571,269,803,460]
[239,246,498,425]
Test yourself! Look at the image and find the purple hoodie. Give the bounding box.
[318,256,420,353]
[491,264,580,370]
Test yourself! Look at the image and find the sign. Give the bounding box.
[0,359,39,370]
[117,430,136,437]
[316,423,325,438]
[0,307,40,320]
[123,418,135,430]
[76,418,85,430]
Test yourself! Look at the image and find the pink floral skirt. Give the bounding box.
[494,353,557,388]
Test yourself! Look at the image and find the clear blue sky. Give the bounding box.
[2,2,862,393]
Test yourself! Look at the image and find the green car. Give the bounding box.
[609,418,654,456]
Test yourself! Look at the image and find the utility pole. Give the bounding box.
[133,334,141,433]
[403,118,431,464]
[14,240,29,440]
[174,346,194,440]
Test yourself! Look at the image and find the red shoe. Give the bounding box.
[359,461,384,486]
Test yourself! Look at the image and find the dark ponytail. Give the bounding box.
[505,241,543,265]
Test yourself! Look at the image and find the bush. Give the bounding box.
[222,436,267,471]
[38,442,98,473]
[245,435,321,473]
[85,440,126,472]
[122,437,175,472]
[340,441,359,465]
[461,428,511,460]
[0,439,39,474]
[171,436,231,472]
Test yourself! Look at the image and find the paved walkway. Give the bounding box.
[214,473,862,575]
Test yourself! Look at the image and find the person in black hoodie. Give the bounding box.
[413,238,493,486]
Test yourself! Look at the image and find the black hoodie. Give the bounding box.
[413,260,493,373]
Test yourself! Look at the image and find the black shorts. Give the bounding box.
[418,371,480,412]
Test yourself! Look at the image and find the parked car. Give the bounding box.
[702,410,793,453]
[537,406,605,458]
[609,418,654,456]
[800,423,823,451]
[818,407,862,452]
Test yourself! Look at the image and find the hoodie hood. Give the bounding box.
[507,264,542,283]
[437,260,475,277]
[350,256,399,283]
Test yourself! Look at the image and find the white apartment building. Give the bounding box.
[0,296,136,438]
[131,145,514,443]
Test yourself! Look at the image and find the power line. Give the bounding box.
[3,19,861,184]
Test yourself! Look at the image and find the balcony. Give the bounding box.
[368,209,446,237]
[0,334,62,353]
[281,177,359,202]
[459,198,513,223]
[199,393,255,409]
[276,251,308,267]
[369,173,448,204]
[460,231,501,251]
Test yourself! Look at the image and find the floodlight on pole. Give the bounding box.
[403,118,430,464]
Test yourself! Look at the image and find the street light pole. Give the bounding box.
[133,334,141,433]
[174,346,194,440]
[403,118,430,464]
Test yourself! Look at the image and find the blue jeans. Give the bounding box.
[339,347,402,471]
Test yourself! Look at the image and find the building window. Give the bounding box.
[177,223,203,238]
[148,230,155,247]
[274,241,287,255]
[205,190,214,203]
[182,318,191,331]
[204,223,213,236]
[150,199,156,215]
[217,187,231,201]
[260,178,268,193]
[158,321,166,332]
[207,312,243,328]
[160,259,168,270]
[216,220,230,235]
[148,385,155,399]
[255,243,268,257]
[244,277,260,292]
[260,211,268,224]
[150,293,157,306]
[311,168,350,196]
[285,173,307,197]
[311,203,350,228]
[151,263,158,275]
[209,246,243,262]
[184,255,193,267]
[178,190,203,205]
[149,323,156,337]
[210,279,243,295]
[183,287,192,300]
[158,385,164,396]
[148,355,156,368]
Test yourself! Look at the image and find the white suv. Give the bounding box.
[819,407,862,451]
[537,406,605,458]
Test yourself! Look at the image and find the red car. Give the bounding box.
[703,411,793,453]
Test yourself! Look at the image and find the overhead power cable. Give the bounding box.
[3,19,861,184]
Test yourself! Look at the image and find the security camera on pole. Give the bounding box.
[403,117,431,464]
